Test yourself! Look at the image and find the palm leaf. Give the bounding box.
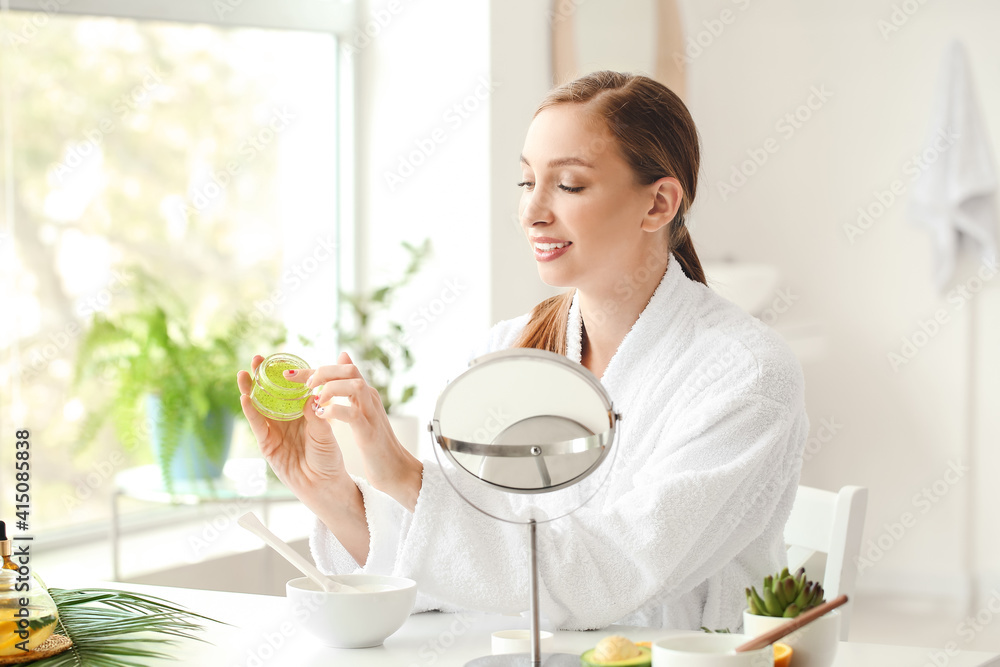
[33,587,226,667]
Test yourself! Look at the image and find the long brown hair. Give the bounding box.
[514,70,706,354]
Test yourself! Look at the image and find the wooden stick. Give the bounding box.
[734,594,849,653]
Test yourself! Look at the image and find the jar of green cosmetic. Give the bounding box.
[250,353,313,421]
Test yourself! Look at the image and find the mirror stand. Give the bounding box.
[463,520,578,667]
[429,349,621,667]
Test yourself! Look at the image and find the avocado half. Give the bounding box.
[580,646,652,666]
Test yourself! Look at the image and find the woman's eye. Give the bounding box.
[516,181,584,194]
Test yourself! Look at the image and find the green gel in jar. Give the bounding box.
[250,353,312,421]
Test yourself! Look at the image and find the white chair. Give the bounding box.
[783,485,868,640]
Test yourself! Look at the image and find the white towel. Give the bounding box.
[908,39,1000,291]
[310,252,810,632]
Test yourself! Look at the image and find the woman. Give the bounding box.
[236,70,809,632]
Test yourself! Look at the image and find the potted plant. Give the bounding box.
[742,567,840,667]
[73,269,286,490]
[331,239,431,469]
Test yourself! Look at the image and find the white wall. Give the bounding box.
[353,0,492,427]
[357,0,1000,608]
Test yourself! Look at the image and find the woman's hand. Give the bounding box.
[237,354,371,566]
[236,355,348,499]
[304,351,423,511]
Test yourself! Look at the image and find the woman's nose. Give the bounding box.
[520,190,555,227]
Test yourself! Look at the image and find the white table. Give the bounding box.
[86,582,1000,666]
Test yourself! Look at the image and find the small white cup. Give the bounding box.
[742,609,840,667]
[653,633,773,666]
[491,629,554,655]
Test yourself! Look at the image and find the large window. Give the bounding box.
[0,5,352,532]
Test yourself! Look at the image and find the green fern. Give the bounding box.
[32,587,225,667]
[73,265,287,489]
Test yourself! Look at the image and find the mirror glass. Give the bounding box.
[431,349,617,496]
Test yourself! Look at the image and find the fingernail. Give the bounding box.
[284,369,295,376]
[316,407,325,416]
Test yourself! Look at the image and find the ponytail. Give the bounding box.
[669,217,706,286]
[512,291,574,354]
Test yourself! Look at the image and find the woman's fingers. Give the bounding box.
[284,364,360,389]
[304,362,363,390]
[239,394,271,443]
[301,395,340,440]
[315,402,352,422]
[301,394,322,423]
[237,356,265,395]
[236,369,253,395]
[282,367,315,385]
[314,378,369,408]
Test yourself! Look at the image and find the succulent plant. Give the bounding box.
[745,567,826,618]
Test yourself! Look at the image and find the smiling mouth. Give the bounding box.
[532,241,573,262]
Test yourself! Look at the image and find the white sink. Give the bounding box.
[701,261,781,316]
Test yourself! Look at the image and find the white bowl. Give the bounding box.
[653,633,773,666]
[286,574,417,648]
[742,609,840,667]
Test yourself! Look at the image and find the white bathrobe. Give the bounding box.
[310,251,810,632]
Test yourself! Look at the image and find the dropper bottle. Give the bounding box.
[0,521,17,571]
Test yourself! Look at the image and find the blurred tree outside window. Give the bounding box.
[0,12,343,531]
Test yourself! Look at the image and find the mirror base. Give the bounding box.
[465,653,580,666]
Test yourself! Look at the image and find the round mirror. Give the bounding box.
[430,348,620,520]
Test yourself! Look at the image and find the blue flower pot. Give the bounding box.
[145,393,233,483]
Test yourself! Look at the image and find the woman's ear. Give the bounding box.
[640,176,683,232]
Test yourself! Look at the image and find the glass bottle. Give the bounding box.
[0,522,16,572]
[0,569,59,656]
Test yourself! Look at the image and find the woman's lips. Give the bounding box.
[533,242,572,262]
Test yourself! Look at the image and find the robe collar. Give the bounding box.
[564,251,686,392]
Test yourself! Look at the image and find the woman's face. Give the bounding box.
[517,103,678,291]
